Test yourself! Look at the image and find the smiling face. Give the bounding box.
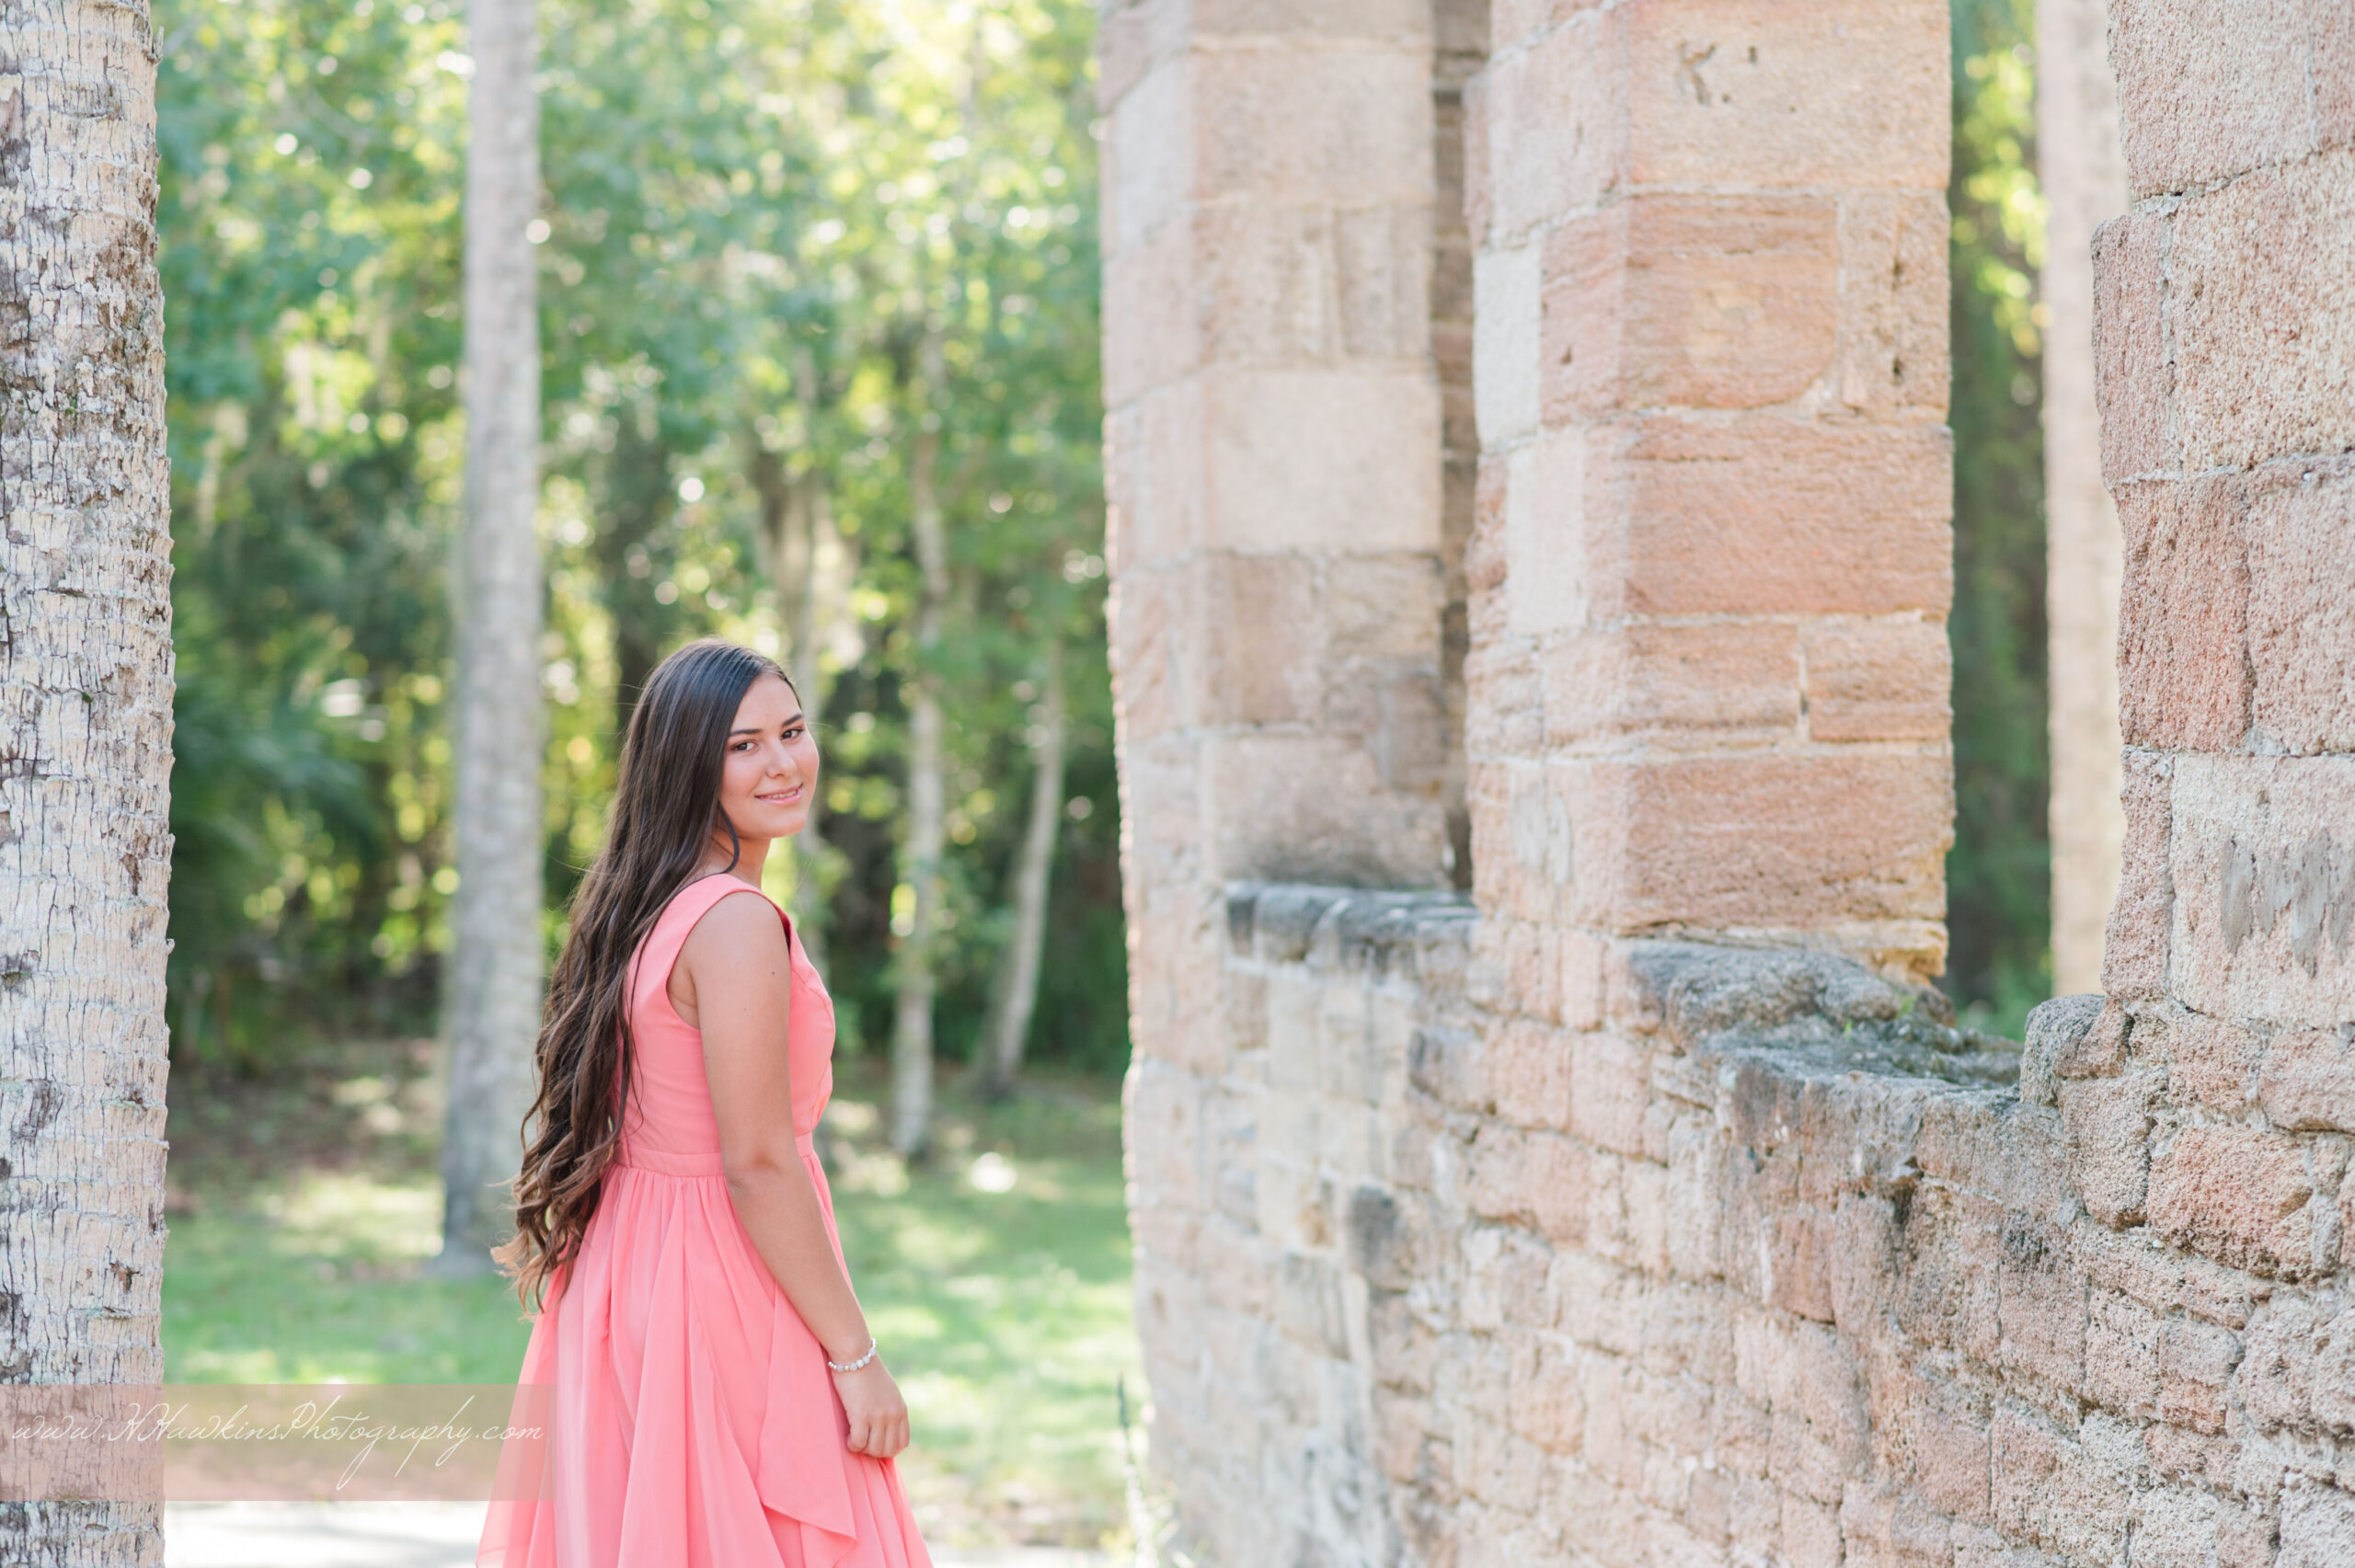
[713,671,820,847]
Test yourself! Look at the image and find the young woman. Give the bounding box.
[478,638,930,1568]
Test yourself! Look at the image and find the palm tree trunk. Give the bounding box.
[0,6,175,1558]
[440,0,545,1271]
[890,336,948,1159]
[977,645,1066,1100]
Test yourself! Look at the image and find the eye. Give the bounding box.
[730,739,755,752]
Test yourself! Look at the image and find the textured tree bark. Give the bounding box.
[0,2,174,1559]
[889,338,947,1159]
[440,0,544,1270]
[2039,0,2129,996]
[977,645,1064,1101]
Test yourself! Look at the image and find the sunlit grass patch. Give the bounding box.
[165,1168,531,1384]
[162,1043,1139,1550]
[824,1066,1141,1549]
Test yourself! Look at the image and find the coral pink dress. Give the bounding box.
[478,873,931,1568]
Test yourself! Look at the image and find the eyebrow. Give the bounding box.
[728,713,806,738]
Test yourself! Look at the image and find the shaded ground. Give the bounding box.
[163,1038,1143,1551]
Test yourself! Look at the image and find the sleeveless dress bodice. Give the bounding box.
[613,874,835,1173]
[478,873,931,1568]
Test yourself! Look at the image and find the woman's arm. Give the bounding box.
[674,888,910,1459]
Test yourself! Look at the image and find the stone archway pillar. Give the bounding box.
[1097,0,1459,1526]
[1464,0,1957,982]
[2085,3,2355,1275]
[1097,0,1457,929]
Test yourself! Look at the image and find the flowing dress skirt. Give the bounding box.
[476,1142,930,1568]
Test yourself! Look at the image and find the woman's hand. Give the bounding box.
[833,1358,910,1459]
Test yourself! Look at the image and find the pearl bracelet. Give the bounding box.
[827,1338,879,1374]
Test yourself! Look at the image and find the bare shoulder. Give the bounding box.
[672,887,788,1026]
[679,885,788,966]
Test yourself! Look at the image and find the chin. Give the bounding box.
[746,806,808,838]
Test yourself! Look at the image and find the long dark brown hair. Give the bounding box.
[496,638,792,1307]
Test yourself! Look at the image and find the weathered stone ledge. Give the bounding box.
[1227,883,2025,1093]
[1140,883,2355,1567]
[1225,881,1478,978]
[1628,941,2024,1092]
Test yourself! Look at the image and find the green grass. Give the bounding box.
[162,1038,1142,1549]
[164,1168,533,1383]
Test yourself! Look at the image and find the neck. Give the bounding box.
[699,832,772,885]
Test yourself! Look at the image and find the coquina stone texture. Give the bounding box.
[1104,1,2355,1562]
[1139,885,2355,1567]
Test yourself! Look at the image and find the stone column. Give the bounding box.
[1465,0,1956,983]
[1098,0,1456,1533]
[2041,0,2131,996]
[2083,3,2355,1288]
[1099,0,1454,899]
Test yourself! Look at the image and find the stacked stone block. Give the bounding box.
[1464,0,1956,982]
[1099,0,1458,1068]
[2077,6,2355,1555]
[1104,0,2355,1562]
[1099,0,1466,1539]
[1129,887,1477,1566]
[1182,897,2355,1565]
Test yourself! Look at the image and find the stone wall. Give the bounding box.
[1101,0,1459,1095]
[2039,0,2130,996]
[1105,2,2355,1564]
[1463,0,1957,983]
[1100,0,1456,894]
[1140,887,2355,1567]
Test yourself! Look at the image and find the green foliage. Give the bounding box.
[1945,0,2052,1036]
[158,0,469,1066]
[157,0,1124,1074]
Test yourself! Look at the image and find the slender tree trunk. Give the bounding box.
[890,336,948,1159]
[594,414,674,734]
[788,396,856,973]
[0,6,175,1559]
[977,645,1065,1101]
[749,426,831,971]
[2039,0,2129,996]
[440,0,544,1270]
[749,355,857,974]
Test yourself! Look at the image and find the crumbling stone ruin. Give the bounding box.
[1100,0,2355,1564]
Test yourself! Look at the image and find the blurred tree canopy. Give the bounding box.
[158,0,1125,1076]
[158,0,2064,1071]
[1946,0,2051,1035]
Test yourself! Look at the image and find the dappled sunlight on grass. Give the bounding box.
[162,1041,1139,1550]
[262,1170,443,1259]
[823,1065,1141,1549]
[165,1167,531,1384]
[164,1039,534,1385]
